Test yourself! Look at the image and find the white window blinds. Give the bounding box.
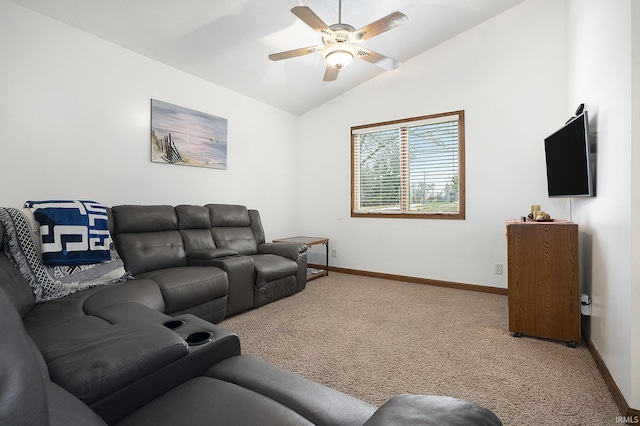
[351,111,464,219]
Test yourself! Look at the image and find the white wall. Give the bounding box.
[298,0,567,287]
[566,0,639,409]
[0,0,300,241]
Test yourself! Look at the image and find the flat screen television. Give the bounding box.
[544,111,594,197]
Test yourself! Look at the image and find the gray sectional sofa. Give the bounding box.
[0,202,502,425]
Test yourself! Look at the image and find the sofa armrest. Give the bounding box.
[89,315,242,424]
[187,253,254,315]
[187,248,238,264]
[41,319,189,405]
[208,256,255,315]
[90,302,173,324]
[363,395,502,426]
[258,242,307,261]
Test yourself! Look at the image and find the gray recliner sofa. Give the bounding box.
[110,203,308,322]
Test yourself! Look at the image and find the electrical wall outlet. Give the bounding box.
[331,248,337,258]
[494,264,503,275]
[581,294,592,316]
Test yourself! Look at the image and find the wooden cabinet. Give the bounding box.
[507,222,580,345]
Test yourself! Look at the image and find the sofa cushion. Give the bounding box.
[27,315,111,352]
[211,227,257,255]
[205,355,378,426]
[2,291,104,426]
[88,302,172,325]
[177,205,218,253]
[47,381,107,426]
[111,205,178,234]
[0,252,35,317]
[0,287,50,426]
[21,287,107,335]
[248,209,266,245]
[252,254,299,284]
[84,279,166,314]
[22,279,166,350]
[138,266,228,314]
[111,205,188,275]
[207,204,251,227]
[115,230,187,275]
[114,377,315,426]
[206,204,258,255]
[41,320,189,405]
[180,229,217,253]
[176,205,211,229]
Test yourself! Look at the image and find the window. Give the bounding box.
[351,110,465,219]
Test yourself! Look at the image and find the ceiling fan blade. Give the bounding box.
[269,46,322,61]
[323,65,339,82]
[291,6,330,33]
[353,11,408,41]
[357,47,401,71]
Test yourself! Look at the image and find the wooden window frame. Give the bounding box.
[351,110,465,220]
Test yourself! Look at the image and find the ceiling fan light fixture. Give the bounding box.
[322,43,357,69]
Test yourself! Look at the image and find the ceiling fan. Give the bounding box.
[269,1,408,81]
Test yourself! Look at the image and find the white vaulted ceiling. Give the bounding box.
[9,0,525,115]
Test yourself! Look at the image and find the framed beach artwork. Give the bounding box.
[151,99,228,169]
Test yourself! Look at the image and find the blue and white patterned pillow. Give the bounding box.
[24,200,112,266]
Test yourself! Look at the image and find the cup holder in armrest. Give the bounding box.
[163,320,186,330]
[185,331,213,346]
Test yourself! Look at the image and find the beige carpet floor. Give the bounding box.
[219,273,620,426]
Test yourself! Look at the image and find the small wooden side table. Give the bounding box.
[273,236,329,281]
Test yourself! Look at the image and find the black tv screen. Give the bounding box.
[544,111,594,197]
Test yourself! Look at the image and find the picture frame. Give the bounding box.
[151,99,227,169]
